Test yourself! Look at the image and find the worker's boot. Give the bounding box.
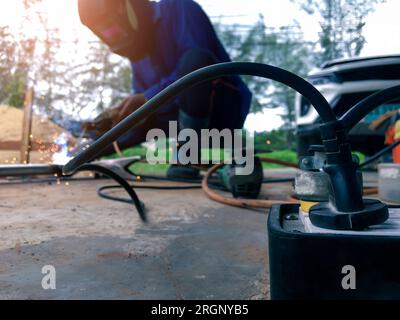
[167,110,209,180]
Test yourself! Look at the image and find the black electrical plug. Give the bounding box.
[308,120,388,231]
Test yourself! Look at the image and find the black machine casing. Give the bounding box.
[268,204,400,300]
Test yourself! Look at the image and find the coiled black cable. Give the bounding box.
[97,181,233,205]
[97,184,201,205]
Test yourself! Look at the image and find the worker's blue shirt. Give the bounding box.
[131,0,252,125]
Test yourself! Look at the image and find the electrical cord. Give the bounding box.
[359,140,400,168]
[202,163,298,209]
[59,63,324,212]
[96,156,298,209]
[0,156,297,214]
[75,164,147,222]
[130,173,204,183]
[97,184,202,205]
[263,178,295,184]
[97,181,233,205]
[61,63,400,214]
[340,85,400,131]
[0,164,147,222]
[118,161,389,211]
[63,62,334,175]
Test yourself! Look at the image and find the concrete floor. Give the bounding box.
[0,170,297,300]
[0,207,269,300]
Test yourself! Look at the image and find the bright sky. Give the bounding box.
[0,0,399,132]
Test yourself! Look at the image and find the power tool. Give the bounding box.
[218,157,264,199]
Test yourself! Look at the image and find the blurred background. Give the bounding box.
[0,0,398,166]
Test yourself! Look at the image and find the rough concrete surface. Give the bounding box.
[0,170,296,300]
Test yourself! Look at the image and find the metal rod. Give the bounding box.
[0,164,63,177]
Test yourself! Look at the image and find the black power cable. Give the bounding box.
[97,184,202,205]
[63,62,334,175]
[97,182,233,205]
[60,62,400,225]
[340,85,400,131]
[263,178,295,184]
[360,140,400,169]
[76,164,146,222]
[60,62,334,213]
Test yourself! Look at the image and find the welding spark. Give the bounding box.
[52,133,73,165]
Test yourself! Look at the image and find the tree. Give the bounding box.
[0,26,18,105]
[0,0,131,125]
[0,24,36,108]
[20,0,65,113]
[293,0,385,63]
[0,0,63,110]
[61,41,132,118]
[20,0,132,120]
[215,16,314,147]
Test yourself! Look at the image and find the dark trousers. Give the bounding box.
[103,48,243,155]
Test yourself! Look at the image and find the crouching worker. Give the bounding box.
[78,0,252,179]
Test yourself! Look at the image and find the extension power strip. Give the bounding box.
[300,207,400,236]
[268,204,400,300]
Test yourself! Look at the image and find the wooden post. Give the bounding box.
[20,88,34,164]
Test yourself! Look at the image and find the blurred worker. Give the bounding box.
[78,0,252,178]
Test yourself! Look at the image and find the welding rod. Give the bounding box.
[0,164,63,177]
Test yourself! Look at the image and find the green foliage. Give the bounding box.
[65,42,132,116]
[5,73,27,107]
[104,145,299,174]
[105,146,149,159]
[255,129,296,152]
[259,150,298,169]
[0,0,63,110]
[215,1,383,128]
[0,26,33,108]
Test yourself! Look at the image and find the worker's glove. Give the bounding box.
[81,108,120,137]
[112,94,148,126]
[81,94,147,137]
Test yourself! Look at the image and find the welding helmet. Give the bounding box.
[78,0,155,61]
